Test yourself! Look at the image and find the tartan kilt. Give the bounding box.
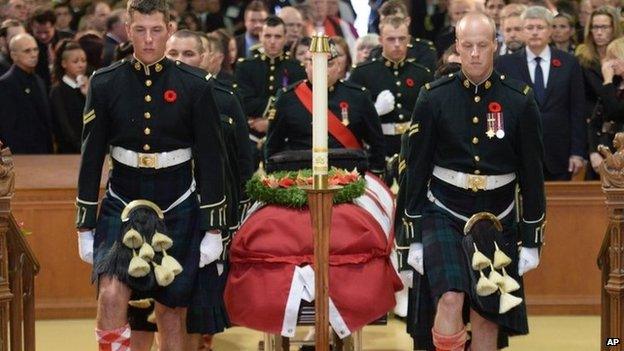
[406,180,529,348]
[92,188,201,308]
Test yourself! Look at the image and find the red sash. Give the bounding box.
[293,82,362,149]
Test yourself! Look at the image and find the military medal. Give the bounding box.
[340,101,349,126]
[487,102,504,139]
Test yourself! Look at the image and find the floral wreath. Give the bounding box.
[246,167,366,208]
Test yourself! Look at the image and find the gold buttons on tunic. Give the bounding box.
[472,137,479,144]
[474,96,481,103]
[396,81,401,86]
[397,93,402,97]
[472,116,479,124]
[397,103,402,108]
[143,144,151,151]
[270,65,275,71]
[474,170,481,175]
[144,112,151,119]
[145,80,152,87]
[269,85,274,90]
[474,155,480,162]
[269,75,274,81]
[145,95,152,102]
[394,71,399,76]
[144,127,151,135]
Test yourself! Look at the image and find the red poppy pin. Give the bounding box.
[339,101,349,110]
[488,101,502,112]
[164,90,177,103]
[551,59,562,67]
[406,78,415,87]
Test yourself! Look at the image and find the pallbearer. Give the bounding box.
[395,12,545,350]
[74,0,227,349]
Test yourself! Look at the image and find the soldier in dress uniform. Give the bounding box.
[396,12,545,351]
[265,41,386,175]
[234,15,306,171]
[349,16,433,184]
[368,0,438,71]
[75,0,228,350]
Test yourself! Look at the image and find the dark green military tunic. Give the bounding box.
[233,52,306,125]
[265,79,386,173]
[76,57,228,306]
[369,37,438,72]
[349,56,433,157]
[395,70,546,348]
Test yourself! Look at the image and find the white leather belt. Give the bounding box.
[432,166,515,192]
[381,122,411,136]
[110,146,192,169]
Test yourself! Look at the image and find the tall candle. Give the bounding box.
[310,35,330,190]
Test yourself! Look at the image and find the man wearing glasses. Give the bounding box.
[496,6,586,181]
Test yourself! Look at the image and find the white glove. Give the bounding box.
[518,247,540,276]
[374,89,395,116]
[407,242,424,275]
[77,230,94,264]
[199,231,223,268]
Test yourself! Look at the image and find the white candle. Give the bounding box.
[310,35,330,189]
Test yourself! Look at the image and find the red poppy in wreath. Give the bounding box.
[488,101,502,112]
[339,101,349,110]
[551,59,562,67]
[405,78,415,87]
[164,89,177,103]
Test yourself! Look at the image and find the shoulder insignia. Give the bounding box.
[500,75,531,96]
[426,74,455,90]
[361,86,366,91]
[237,57,245,63]
[407,43,413,48]
[92,59,126,77]
[267,108,276,120]
[83,109,95,125]
[213,83,234,95]
[205,74,212,81]
[406,58,415,63]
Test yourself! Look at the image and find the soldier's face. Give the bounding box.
[456,19,497,82]
[379,24,409,62]
[166,36,204,68]
[303,51,340,86]
[127,11,172,65]
[260,24,286,58]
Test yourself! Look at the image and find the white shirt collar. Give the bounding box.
[62,75,80,89]
[526,46,551,63]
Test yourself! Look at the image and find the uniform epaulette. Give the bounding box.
[92,59,126,77]
[405,60,432,73]
[174,61,212,81]
[353,58,377,69]
[499,75,530,95]
[413,37,434,47]
[213,81,234,95]
[425,73,456,90]
[339,79,366,91]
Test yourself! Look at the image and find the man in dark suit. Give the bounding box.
[101,9,128,67]
[496,6,586,180]
[234,0,267,59]
[0,20,26,76]
[28,7,73,90]
[0,33,53,154]
[434,0,475,57]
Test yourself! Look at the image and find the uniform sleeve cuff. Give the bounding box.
[397,211,422,245]
[199,197,227,231]
[520,215,546,248]
[75,199,98,228]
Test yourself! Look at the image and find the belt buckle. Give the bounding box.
[466,174,486,192]
[138,153,157,168]
[395,123,409,135]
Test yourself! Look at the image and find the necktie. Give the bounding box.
[533,56,545,105]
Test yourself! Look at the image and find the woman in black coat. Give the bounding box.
[49,40,88,154]
[588,37,624,176]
